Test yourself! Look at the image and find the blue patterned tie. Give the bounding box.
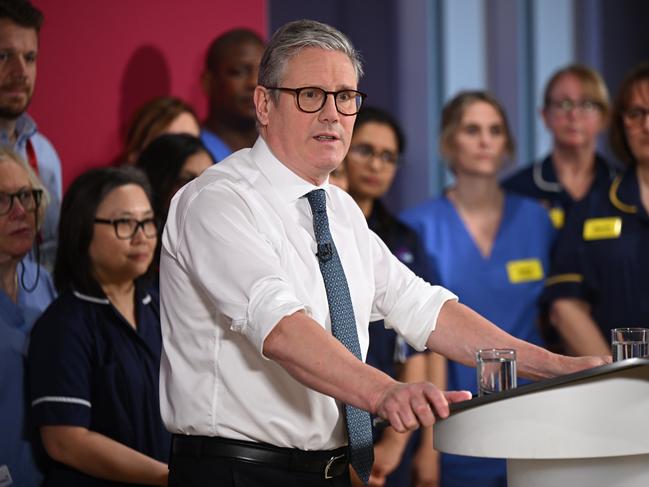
[306,189,374,484]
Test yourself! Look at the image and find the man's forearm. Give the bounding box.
[263,310,395,413]
[263,310,472,432]
[426,300,605,380]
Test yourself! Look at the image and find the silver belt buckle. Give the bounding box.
[324,453,346,479]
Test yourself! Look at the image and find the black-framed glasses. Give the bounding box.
[347,143,399,167]
[0,188,42,216]
[623,106,649,127]
[265,86,367,116]
[94,217,157,240]
[548,98,603,114]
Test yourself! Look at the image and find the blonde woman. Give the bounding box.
[401,91,554,487]
[0,147,55,487]
[544,63,649,356]
[503,64,615,230]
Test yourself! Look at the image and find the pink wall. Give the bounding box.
[29,0,266,189]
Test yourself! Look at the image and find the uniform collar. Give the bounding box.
[252,137,336,210]
[73,288,153,305]
[533,153,615,193]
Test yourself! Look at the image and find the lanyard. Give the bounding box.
[26,139,39,175]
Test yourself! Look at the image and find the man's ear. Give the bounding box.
[201,71,213,97]
[254,86,271,127]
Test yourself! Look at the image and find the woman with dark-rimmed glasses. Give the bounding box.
[0,146,55,487]
[503,64,616,230]
[29,166,170,486]
[543,63,649,357]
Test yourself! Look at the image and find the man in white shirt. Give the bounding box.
[160,19,606,487]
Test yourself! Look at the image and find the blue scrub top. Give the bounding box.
[543,169,649,335]
[29,284,170,486]
[0,260,55,487]
[200,128,232,162]
[502,154,617,229]
[401,192,555,486]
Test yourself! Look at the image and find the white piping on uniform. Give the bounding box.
[31,396,91,408]
[73,290,110,305]
[533,159,562,193]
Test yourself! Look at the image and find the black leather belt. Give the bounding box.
[171,435,349,479]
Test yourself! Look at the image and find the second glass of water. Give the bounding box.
[611,328,649,361]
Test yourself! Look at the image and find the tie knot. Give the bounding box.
[306,189,327,213]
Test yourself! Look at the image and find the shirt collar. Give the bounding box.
[0,113,37,146]
[252,136,336,210]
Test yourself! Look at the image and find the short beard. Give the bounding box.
[0,106,26,120]
[0,96,31,120]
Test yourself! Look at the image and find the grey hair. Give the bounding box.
[0,145,50,228]
[258,19,364,98]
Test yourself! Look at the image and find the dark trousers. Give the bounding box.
[168,436,352,487]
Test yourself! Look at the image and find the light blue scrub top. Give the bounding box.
[401,192,555,485]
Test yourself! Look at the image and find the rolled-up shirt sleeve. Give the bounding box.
[368,231,458,351]
[171,183,305,355]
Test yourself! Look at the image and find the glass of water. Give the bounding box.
[476,349,517,396]
[611,328,649,361]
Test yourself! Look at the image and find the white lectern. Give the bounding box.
[434,358,649,487]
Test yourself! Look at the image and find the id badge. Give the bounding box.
[582,217,622,240]
[506,258,544,284]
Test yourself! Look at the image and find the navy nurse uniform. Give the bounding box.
[401,193,555,487]
[543,169,649,336]
[502,154,616,229]
[365,200,440,487]
[28,285,170,486]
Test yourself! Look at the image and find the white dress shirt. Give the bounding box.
[159,137,457,450]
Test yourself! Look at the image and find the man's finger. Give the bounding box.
[410,394,435,427]
[444,390,472,403]
[398,398,419,431]
[388,409,406,433]
[423,386,451,419]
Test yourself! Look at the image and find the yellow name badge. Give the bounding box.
[582,217,622,241]
[506,259,544,284]
[548,207,565,229]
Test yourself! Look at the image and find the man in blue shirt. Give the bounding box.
[0,0,62,273]
[200,29,265,161]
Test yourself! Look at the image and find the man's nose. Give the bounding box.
[8,55,28,78]
[318,93,340,122]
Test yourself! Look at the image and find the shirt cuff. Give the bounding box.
[241,276,306,359]
[385,285,458,351]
